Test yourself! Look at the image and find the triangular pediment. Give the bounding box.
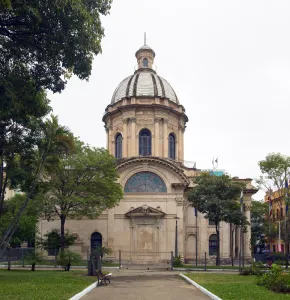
[125,204,165,217]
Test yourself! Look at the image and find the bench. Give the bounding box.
[96,270,112,286]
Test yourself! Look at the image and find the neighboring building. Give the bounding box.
[39,42,257,263]
[264,186,289,253]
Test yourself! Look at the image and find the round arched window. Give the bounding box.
[124,172,167,193]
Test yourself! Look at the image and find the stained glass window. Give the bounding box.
[168,133,176,159]
[124,172,167,193]
[139,129,151,156]
[115,133,122,159]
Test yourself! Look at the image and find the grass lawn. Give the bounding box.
[185,273,290,300]
[0,269,97,300]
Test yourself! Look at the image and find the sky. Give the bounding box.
[48,0,290,200]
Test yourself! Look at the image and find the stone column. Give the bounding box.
[154,118,160,157]
[178,124,183,162]
[163,119,168,158]
[131,118,136,156]
[107,209,115,258]
[105,127,109,151]
[221,222,230,259]
[175,196,184,258]
[243,200,251,258]
[108,125,113,155]
[122,118,128,158]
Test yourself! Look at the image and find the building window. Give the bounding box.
[115,133,122,159]
[168,133,176,159]
[209,218,215,226]
[143,58,148,67]
[124,171,167,193]
[209,234,218,256]
[139,129,151,156]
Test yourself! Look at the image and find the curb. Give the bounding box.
[174,267,239,272]
[69,281,98,300]
[179,274,222,300]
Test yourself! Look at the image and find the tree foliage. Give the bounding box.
[0,115,74,253]
[257,153,290,204]
[251,200,268,247]
[40,140,123,251]
[38,229,77,253]
[187,173,246,265]
[0,0,112,92]
[0,194,39,247]
[0,66,51,214]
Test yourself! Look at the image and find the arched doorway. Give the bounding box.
[91,232,102,252]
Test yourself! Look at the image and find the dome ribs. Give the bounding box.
[150,74,158,97]
[157,75,165,98]
[133,73,140,97]
[126,75,134,97]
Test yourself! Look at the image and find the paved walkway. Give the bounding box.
[83,270,210,300]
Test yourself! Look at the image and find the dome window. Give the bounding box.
[139,129,151,156]
[168,133,176,159]
[115,133,122,159]
[143,58,148,67]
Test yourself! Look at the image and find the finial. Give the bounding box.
[144,32,146,45]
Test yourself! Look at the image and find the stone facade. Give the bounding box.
[39,42,257,263]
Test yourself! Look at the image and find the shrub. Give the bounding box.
[257,264,290,293]
[57,250,82,271]
[24,251,43,271]
[239,261,265,276]
[173,255,183,267]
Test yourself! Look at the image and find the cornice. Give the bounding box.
[117,156,190,185]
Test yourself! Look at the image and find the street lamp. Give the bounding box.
[175,217,180,257]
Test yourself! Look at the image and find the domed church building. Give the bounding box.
[40,42,257,264]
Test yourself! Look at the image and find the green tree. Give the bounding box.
[257,153,290,266]
[38,229,77,256]
[0,194,39,247]
[251,200,268,251]
[0,115,74,254]
[40,141,123,252]
[0,64,51,215]
[187,173,245,265]
[0,0,112,92]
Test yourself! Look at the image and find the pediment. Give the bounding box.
[125,204,165,217]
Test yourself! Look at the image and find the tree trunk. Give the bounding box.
[286,218,289,269]
[31,263,35,271]
[60,214,66,253]
[215,222,220,266]
[230,224,234,266]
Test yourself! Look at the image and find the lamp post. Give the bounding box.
[175,217,180,258]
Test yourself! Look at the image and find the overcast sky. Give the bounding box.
[48,0,290,200]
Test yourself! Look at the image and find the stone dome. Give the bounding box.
[110,43,179,105]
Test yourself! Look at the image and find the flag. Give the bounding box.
[285,179,289,215]
[194,207,197,217]
[268,196,273,218]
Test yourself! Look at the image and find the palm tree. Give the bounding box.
[0,115,74,255]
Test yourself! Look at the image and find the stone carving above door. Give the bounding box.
[125,204,165,218]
